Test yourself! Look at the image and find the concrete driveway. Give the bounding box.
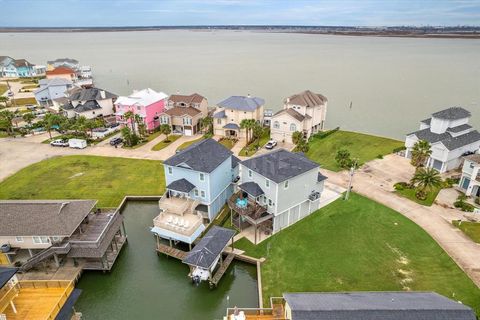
[325,154,480,288]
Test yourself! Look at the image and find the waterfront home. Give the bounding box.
[213,95,265,138]
[459,154,480,198]
[62,87,117,119]
[405,107,480,173]
[32,65,46,76]
[182,226,235,285]
[270,90,328,144]
[151,139,238,246]
[47,58,80,71]
[0,266,81,320]
[13,59,35,78]
[0,56,36,78]
[0,200,127,271]
[46,66,77,82]
[115,88,168,131]
[34,78,74,107]
[160,93,208,136]
[229,149,326,243]
[225,292,476,320]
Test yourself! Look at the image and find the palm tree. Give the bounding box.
[22,112,35,134]
[410,167,442,199]
[123,111,135,132]
[42,113,61,139]
[411,140,431,168]
[0,110,15,136]
[74,116,88,137]
[134,114,143,135]
[292,131,304,146]
[335,149,353,169]
[240,119,255,143]
[200,116,213,134]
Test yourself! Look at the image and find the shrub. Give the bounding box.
[312,127,340,139]
[392,146,407,153]
[376,154,384,159]
[444,177,460,188]
[454,201,475,212]
[475,197,480,205]
[415,189,427,200]
[394,182,409,191]
[204,132,213,139]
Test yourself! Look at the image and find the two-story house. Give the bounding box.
[62,87,117,119]
[229,149,327,243]
[34,78,74,107]
[0,56,17,78]
[13,59,35,78]
[213,95,265,138]
[115,88,168,131]
[459,154,480,198]
[47,58,80,71]
[271,90,328,144]
[151,139,239,246]
[0,200,127,271]
[46,66,78,82]
[159,93,208,136]
[405,107,480,173]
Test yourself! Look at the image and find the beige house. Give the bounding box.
[213,95,265,138]
[160,93,208,136]
[271,90,327,144]
[62,87,118,119]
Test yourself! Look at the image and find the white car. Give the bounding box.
[50,139,69,147]
[265,139,277,149]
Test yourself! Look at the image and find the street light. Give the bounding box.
[344,158,358,201]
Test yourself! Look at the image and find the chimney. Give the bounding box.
[247,93,251,98]
[100,90,106,99]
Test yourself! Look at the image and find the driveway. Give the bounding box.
[325,154,480,288]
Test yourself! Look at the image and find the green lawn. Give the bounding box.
[123,131,162,149]
[306,130,403,171]
[10,97,37,106]
[0,156,165,208]
[0,84,8,95]
[235,193,480,314]
[239,129,270,157]
[453,221,480,243]
[218,138,236,150]
[395,186,442,206]
[176,136,205,151]
[151,135,181,151]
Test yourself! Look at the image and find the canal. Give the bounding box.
[75,201,259,319]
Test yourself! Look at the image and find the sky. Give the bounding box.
[2,0,480,27]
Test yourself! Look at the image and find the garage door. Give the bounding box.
[184,129,192,136]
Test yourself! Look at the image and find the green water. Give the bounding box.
[75,201,258,319]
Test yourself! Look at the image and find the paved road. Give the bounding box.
[325,154,480,288]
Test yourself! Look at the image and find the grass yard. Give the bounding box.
[395,186,442,206]
[176,136,206,151]
[239,129,270,157]
[234,193,480,314]
[306,130,403,171]
[0,84,8,95]
[151,135,181,151]
[218,138,236,150]
[10,97,37,106]
[123,131,162,149]
[0,155,165,208]
[453,221,480,243]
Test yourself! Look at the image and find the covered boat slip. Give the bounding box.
[182,226,236,286]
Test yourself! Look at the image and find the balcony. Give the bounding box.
[228,192,268,222]
[225,297,286,320]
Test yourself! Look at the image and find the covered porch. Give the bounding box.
[224,123,240,138]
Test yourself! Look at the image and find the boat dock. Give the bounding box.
[210,252,235,287]
[156,243,188,260]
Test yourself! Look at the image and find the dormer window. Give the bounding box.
[248,170,252,178]
[199,173,205,181]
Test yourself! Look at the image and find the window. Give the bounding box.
[265,179,270,188]
[183,117,192,125]
[161,116,169,124]
[201,190,206,198]
[273,121,280,129]
[136,106,141,111]
[248,170,252,178]
[268,199,273,206]
[52,236,60,242]
[194,189,199,196]
[284,180,289,189]
[33,236,49,244]
[290,123,297,132]
[217,119,221,125]
[15,236,23,242]
[168,167,173,175]
[199,173,205,181]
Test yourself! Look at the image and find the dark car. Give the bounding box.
[109,137,123,146]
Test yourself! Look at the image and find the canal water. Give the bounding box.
[75,201,258,319]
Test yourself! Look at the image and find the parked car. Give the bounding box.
[68,139,87,149]
[25,104,37,110]
[7,91,13,97]
[109,137,123,146]
[50,139,69,147]
[265,139,277,149]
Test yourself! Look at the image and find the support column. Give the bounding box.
[122,221,128,243]
[53,253,60,267]
[189,243,192,251]
[28,249,34,258]
[10,300,17,314]
[254,224,257,245]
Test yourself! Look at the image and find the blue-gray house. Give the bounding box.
[34,78,74,107]
[151,139,239,245]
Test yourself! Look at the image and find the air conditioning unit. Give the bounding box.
[308,191,320,201]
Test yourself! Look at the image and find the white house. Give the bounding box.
[229,149,326,243]
[62,87,118,119]
[405,107,480,173]
[271,90,328,144]
[459,154,480,198]
[34,78,74,107]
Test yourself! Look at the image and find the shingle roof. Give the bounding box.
[273,108,308,122]
[74,100,102,113]
[241,149,319,183]
[420,118,431,125]
[168,93,205,104]
[283,292,476,320]
[432,107,471,120]
[167,178,196,193]
[409,128,480,151]
[239,182,265,197]
[408,128,450,144]
[14,59,34,68]
[213,110,226,118]
[46,66,75,75]
[447,124,472,133]
[231,156,241,169]
[164,106,201,117]
[217,96,265,111]
[182,226,235,269]
[0,267,17,289]
[317,172,328,182]
[223,123,240,130]
[39,78,72,87]
[464,154,480,164]
[48,58,79,65]
[163,138,232,173]
[0,200,96,237]
[285,90,328,107]
[69,87,117,101]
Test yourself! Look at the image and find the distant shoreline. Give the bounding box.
[1,26,480,39]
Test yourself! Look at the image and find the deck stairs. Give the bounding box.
[19,241,71,272]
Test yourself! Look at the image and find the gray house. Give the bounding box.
[229,149,326,243]
[34,78,74,107]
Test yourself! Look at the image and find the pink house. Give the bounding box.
[115,88,168,131]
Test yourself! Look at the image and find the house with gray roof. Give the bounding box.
[0,200,127,272]
[405,107,480,173]
[227,291,476,320]
[228,149,326,243]
[458,153,480,198]
[213,95,265,139]
[63,87,117,119]
[271,90,328,144]
[151,139,238,246]
[34,78,74,108]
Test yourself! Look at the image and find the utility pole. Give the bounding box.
[344,159,358,201]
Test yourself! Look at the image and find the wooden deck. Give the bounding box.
[210,253,235,286]
[3,280,74,320]
[156,243,188,260]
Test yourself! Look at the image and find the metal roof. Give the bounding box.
[223,123,240,130]
[213,110,226,118]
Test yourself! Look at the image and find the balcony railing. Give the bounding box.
[228,192,267,220]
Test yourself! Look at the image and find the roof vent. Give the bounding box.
[59,202,70,214]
